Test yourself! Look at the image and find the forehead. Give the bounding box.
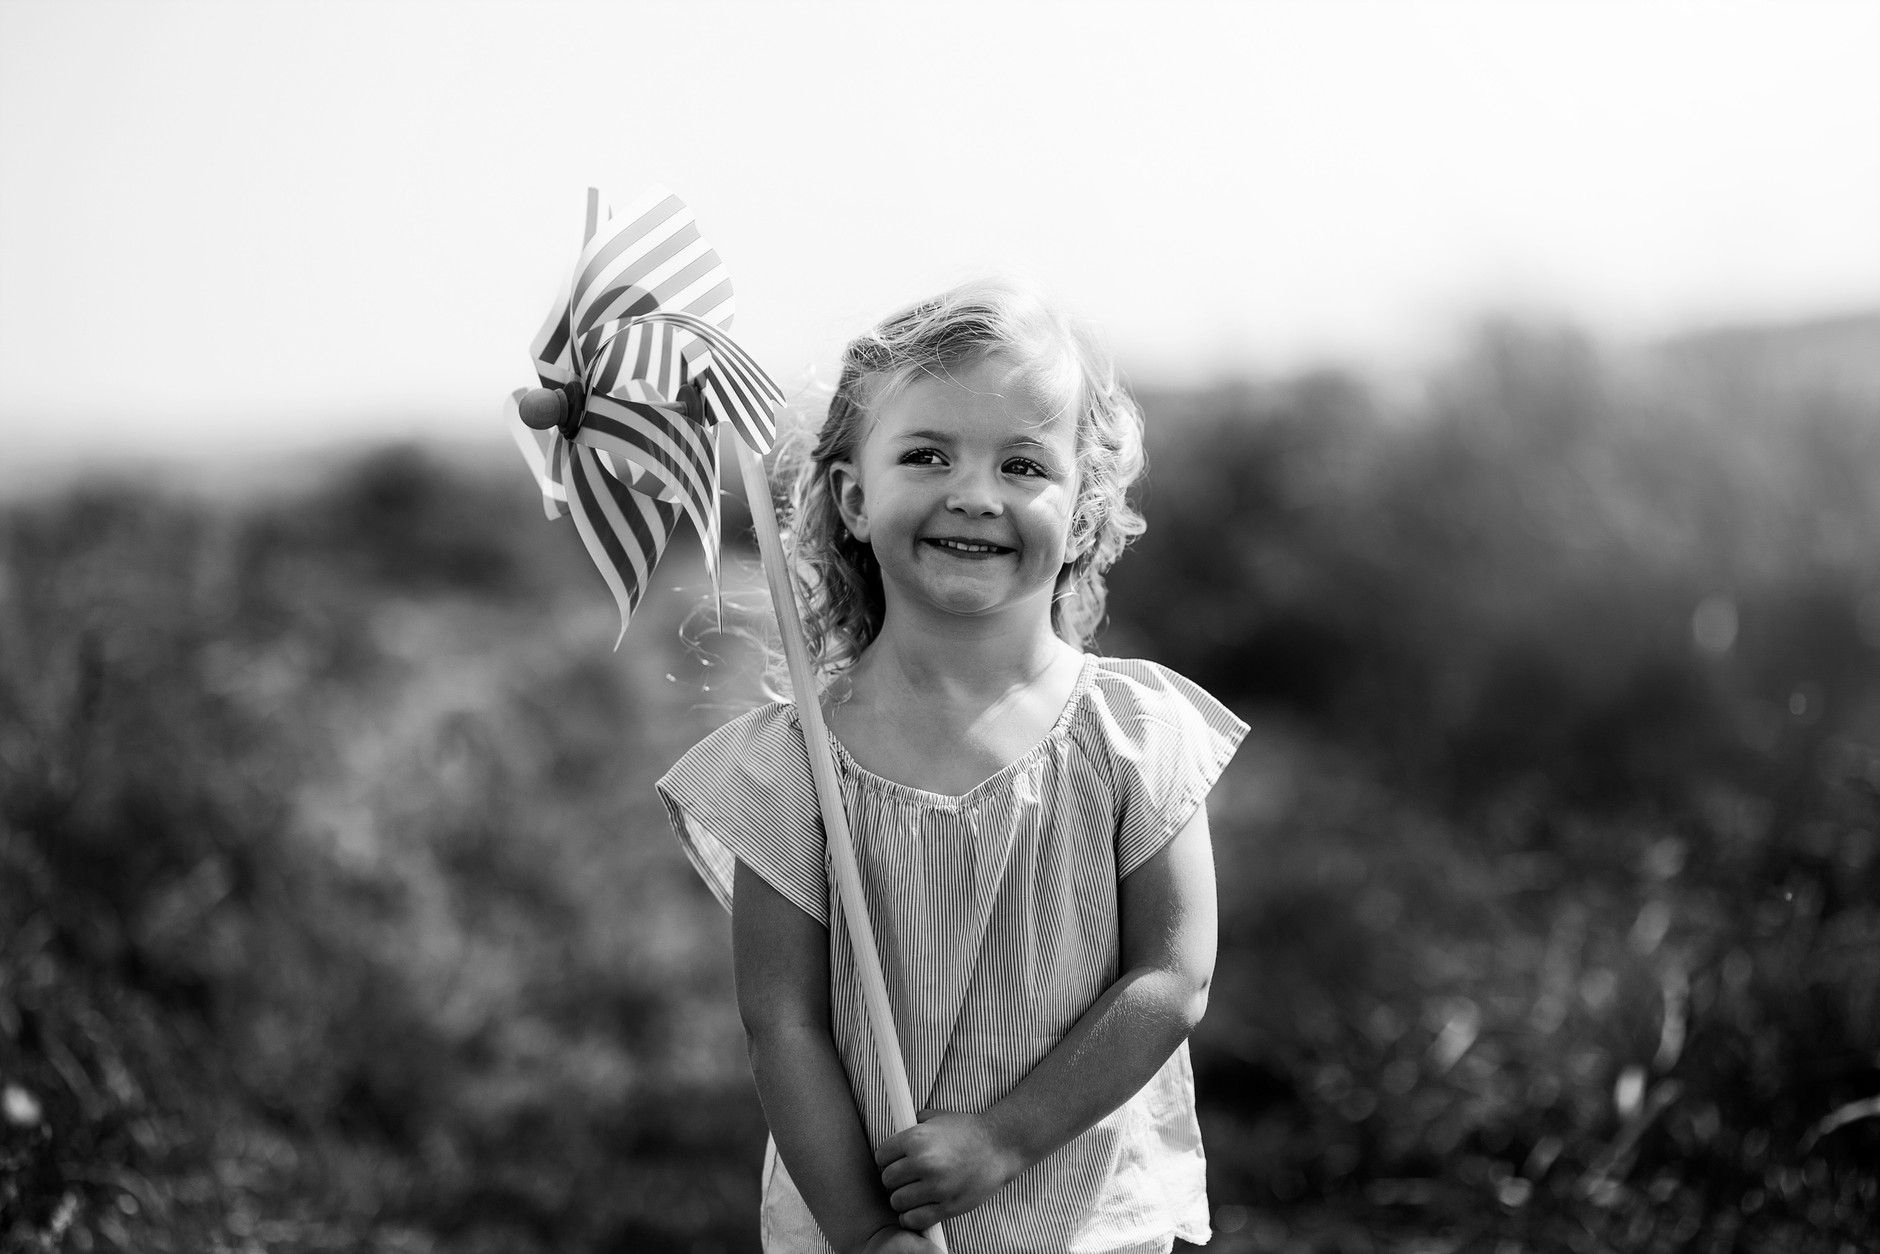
[868,355,1074,450]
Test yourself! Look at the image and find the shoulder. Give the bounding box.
[657,701,827,924]
[1081,657,1248,745]
[660,701,812,799]
[657,701,820,852]
[1076,659,1249,878]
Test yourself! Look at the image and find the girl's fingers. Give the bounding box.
[871,1227,939,1253]
[879,1157,919,1189]
[900,1204,944,1231]
[887,1181,938,1213]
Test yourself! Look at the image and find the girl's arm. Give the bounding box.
[733,860,940,1254]
[873,804,1218,1231]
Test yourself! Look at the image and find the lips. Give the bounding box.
[925,537,1014,556]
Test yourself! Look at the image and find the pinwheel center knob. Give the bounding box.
[518,383,587,439]
[677,379,706,425]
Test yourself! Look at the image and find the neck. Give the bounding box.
[857,598,1073,699]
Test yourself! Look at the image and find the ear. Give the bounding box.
[1064,509,1094,562]
[829,461,870,542]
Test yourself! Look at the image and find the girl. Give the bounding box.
[659,279,1245,1254]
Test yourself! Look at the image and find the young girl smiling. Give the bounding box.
[661,279,1245,1253]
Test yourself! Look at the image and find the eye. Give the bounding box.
[1003,457,1051,478]
[899,447,946,466]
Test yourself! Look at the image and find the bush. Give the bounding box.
[1111,319,1880,1249]
[0,454,763,1252]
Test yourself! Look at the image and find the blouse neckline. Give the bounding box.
[810,652,1097,809]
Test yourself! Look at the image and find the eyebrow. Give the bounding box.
[894,428,1056,452]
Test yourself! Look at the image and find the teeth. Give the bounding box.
[935,539,1002,553]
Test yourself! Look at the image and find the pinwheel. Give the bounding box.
[506,187,780,642]
[507,189,947,1250]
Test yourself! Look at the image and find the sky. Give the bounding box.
[2,0,1877,480]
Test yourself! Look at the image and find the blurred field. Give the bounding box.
[3,314,1878,1253]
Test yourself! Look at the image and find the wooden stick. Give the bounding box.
[732,435,948,1251]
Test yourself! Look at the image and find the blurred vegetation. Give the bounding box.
[3,315,1878,1253]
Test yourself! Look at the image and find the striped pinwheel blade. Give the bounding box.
[571,187,736,342]
[560,442,685,647]
[578,320,724,596]
[638,310,784,454]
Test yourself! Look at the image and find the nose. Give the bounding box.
[945,465,1003,516]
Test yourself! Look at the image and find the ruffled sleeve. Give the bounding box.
[656,704,828,925]
[1086,659,1249,878]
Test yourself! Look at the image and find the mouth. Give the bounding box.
[924,537,1014,557]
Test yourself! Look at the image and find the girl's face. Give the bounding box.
[832,354,1082,632]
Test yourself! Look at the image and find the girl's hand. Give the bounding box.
[874,1111,1026,1230]
[854,1224,942,1254]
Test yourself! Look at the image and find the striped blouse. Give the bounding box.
[658,656,1247,1254]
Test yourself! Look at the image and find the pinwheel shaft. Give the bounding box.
[733,435,951,1253]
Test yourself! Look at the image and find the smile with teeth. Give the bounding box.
[927,538,1012,555]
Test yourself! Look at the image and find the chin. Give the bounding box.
[927,591,1005,617]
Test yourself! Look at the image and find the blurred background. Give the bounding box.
[3,2,1878,1251]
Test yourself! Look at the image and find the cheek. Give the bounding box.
[1043,483,1081,527]
[1025,494,1080,557]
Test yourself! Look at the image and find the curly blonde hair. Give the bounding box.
[771,277,1148,690]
